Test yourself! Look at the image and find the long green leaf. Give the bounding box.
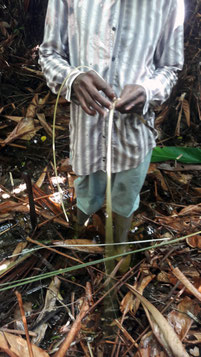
[151,147,201,164]
[0,230,200,292]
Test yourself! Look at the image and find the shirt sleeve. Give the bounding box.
[38,0,82,101]
[142,0,185,115]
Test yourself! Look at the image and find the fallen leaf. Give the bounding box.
[155,215,201,233]
[170,265,201,302]
[35,166,48,188]
[32,277,61,345]
[185,331,201,344]
[167,297,201,340]
[59,158,72,172]
[26,94,38,118]
[121,272,155,315]
[37,113,53,137]
[186,235,201,249]
[0,201,24,214]
[157,271,201,296]
[2,118,41,145]
[134,331,168,357]
[182,99,191,127]
[0,331,49,356]
[53,239,103,254]
[165,171,192,185]
[11,242,28,262]
[127,285,189,357]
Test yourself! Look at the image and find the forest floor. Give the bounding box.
[0,1,201,356]
[0,80,201,357]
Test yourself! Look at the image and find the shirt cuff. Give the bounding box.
[141,84,151,116]
[64,69,84,102]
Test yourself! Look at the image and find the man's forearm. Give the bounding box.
[142,66,180,114]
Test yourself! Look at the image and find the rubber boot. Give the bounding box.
[76,208,90,237]
[113,212,133,274]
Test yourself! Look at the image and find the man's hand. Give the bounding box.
[115,85,146,114]
[72,70,116,116]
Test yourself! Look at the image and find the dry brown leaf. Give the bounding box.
[175,103,183,137]
[59,158,72,172]
[182,99,191,127]
[0,201,24,214]
[2,118,41,145]
[157,271,201,295]
[68,172,78,188]
[155,106,169,126]
[4,116,24,123]
[35,166,48,188]
[170,265,201,302]
[186,235,201,249]
[178,204,201,216]
[155,215,201,233]
[11,242,27,262]
[0,213,13,223]
[147,165,168,191]
[26,94,39,118]
[165,171,192,185]
[32,184,62,215]
[167,297,201,340]
[37,113,53,137]
[127,285,189,357]
[32,277,61,345]
[185,331,201,345]
[121,273,155,315]
[14,301,33,331]
[53,239,103,254]
[0,200,69,227]
[134,331,168,357]
[193,277,201,293]
[157,163,201,171]
[0,331,49,357]
[39,92,50,106]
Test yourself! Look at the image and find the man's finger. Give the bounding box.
[77,90,106,116]
[89,88,113,110]
[77,92,97,116]
[90,72,116,101]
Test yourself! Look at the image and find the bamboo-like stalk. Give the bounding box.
[105,100,117,275]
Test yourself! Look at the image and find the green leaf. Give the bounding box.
[151,147,201,164]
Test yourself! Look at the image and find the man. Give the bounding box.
[39,0,184,270]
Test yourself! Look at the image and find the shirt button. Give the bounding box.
[112,56,115,61]
[112,26,116,31]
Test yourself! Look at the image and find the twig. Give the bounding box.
[169,263,201,302]
[53,283,92,357]
[15,291,34,357]
[26,236,83,264]
[0,328,37,337]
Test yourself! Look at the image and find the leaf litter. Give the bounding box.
[0,1,201,356]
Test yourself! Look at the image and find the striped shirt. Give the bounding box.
[39,0,184,175]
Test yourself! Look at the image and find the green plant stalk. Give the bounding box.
[105,100,117,275]
[0,230,200,292]
[53,75,70,223]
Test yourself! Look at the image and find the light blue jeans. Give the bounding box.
[74,150,152,217]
